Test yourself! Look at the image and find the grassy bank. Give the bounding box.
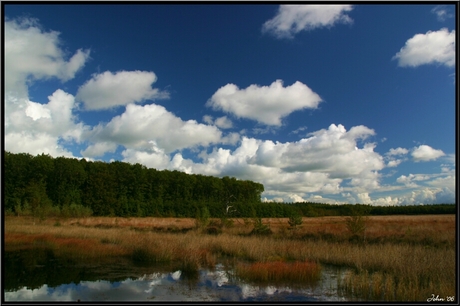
[4,215,456,301]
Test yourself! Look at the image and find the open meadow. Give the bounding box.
[4,214,456,301]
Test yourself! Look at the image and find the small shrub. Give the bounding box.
[195,206,211,229]
[345,210,368,241]
[288,212,303,230]
[250,217,272,236]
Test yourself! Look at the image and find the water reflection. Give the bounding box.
[4,249,352,301]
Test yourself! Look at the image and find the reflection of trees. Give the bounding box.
[3,249,153,292]
[181,269,201,290]
[5,248,80,291]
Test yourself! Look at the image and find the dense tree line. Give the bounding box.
[3,152,455,219]
[3,151,265,218]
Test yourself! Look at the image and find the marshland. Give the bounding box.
[4,214,456,302]
[3,152,457,301]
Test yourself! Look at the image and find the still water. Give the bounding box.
[4,249,354,302]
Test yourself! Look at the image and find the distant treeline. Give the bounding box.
[291,202,456,217]
[3,151,456,219]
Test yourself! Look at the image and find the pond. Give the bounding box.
[4,248,356,302]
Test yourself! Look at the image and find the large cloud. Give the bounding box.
[262,5,353,39]
[207,80,322,126]
[76,71,169,110]
[4,18,90,157]
[83,103,224,157]
[411,145,445,162]
[5,90,88,157]
[4,18,90,97]
[163,124,386,202]
[393,28,455,67]
[249,124,382,177]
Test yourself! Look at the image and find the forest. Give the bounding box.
[3,151,455,219]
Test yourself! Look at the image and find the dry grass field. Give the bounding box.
[7,214,454,241]
[4,214,456,301]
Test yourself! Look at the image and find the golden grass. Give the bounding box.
[340,267,455,302]
[4,214,456,301]
[12,214,453,244]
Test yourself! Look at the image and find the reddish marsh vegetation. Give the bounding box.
[236,260,322,284]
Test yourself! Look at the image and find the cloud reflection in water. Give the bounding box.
[5,264,349,302]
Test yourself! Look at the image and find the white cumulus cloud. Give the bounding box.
[387,159,403,167]
[5,89,88,157]
[385,147,409,167]
[399,187,455,205]
[394,171,454,204]
[81,142,117,158]
[207,80,322,126]
[393,28,455,67]
[250,124,382,176]
[165,124,385,201]
[411,145,445,162]
[262,4,353,39]
[76,70,169,110]
[386,147,409,156]
[84,103,224,157]
[4,17,91,158]
[428,175,455,191]
[4,18,90,96]
[347,178,455,205]
[121,147,171,170]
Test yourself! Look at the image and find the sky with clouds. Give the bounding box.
[4,4,456,205]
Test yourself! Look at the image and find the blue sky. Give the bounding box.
[4,4,456,205]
